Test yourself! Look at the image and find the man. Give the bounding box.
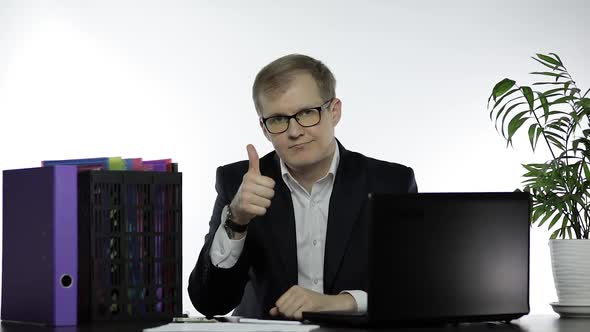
[188,54,417,320]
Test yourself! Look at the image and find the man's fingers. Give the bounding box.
[240,192,271,210]
[282,297,305,319]
[269,307,280,316]
[275,287,294,309]
[255,175,276,188]
[248,195,272,209]
[252,185,275,200]
[242,204,267,217]
[294,308,305,321]
[247,144,260,174]
[243,174,275,191]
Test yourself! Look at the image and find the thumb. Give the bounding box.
[247,144,260,173]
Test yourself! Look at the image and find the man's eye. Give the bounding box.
[299,110,316,117]
[269,117,288,124]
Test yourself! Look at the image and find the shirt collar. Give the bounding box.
[279,142,340,192]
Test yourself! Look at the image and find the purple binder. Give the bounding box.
[2,165,78,326]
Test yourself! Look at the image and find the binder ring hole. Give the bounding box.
[60,274,73,288]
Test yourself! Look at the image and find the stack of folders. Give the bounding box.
[1,156,179,326]
[41,157,178,172]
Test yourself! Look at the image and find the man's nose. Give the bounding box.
[287,118,304,138]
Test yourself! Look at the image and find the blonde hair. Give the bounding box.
[252,54,336,114]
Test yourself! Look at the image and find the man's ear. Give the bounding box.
[331,98,342,127]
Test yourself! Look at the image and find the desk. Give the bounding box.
[1,315,589,332]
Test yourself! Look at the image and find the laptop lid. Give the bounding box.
[368,192,530,325]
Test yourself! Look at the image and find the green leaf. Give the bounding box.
[522,163,541,173]
[548,212,563,229]
[538,209,557,227]
[532,81,572,86]
[532,204,546,221]
[560,214,570,234]
[537,53,563,69]
[532,56,563,71]
[546,123,568,135]
[567,194,586,210]
[550,228,561,239]
[488,89,521,113]
[536,53,562,67]
[497,102,527,132]
[546,110,569,117]
[545,129,565,141]
[546,135,566,151]
[491,79,516,102]
[538,93,550,122]
[550,96,576,105]
[577,106,589,119]
[544,87,572,96]
[549,53,564,65]
[491,95,518,122]
[576,98,590,109]
[520,86,534,110]
[528,124,537,151]
[535,127,543,148]
[530,71,568,81]
[570,110,582,125]
[507,111,529,142]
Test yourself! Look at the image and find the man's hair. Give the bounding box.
[252,54,336,115]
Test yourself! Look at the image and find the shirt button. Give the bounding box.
[313,279,318,285]
[313,240,317,246]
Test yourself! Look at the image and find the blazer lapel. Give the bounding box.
[323,143,367,293]
[262,154,298,287]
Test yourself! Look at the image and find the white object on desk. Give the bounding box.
[143,322,319,332]
[550,302,590,318]
[239,318,303,325]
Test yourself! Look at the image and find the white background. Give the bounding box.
[0,0,588,317]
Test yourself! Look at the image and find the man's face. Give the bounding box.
[258,72,341,171]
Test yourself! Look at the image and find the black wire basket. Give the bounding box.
[78,170,182,321]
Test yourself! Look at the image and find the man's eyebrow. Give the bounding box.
[265,112,287,118]
[265,104,317,118]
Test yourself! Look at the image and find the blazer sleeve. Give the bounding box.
[407,167,418,193]
[188,165,251,317]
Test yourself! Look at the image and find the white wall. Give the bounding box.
[1,0,588,317]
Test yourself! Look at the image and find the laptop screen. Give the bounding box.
[368,192,530,323]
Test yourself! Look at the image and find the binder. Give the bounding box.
[2,165,78,326]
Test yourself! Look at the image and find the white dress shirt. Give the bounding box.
[209,146,367,312]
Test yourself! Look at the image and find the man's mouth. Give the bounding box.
[289,141,311,149]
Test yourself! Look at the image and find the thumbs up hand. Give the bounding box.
[229,144,276,226]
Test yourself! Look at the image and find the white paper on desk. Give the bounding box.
[143,322,320,332]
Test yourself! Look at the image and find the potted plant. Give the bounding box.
[487,53,590,316]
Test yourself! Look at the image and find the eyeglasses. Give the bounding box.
[261,98,333,134]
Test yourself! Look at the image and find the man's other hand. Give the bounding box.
[269,286,357,320]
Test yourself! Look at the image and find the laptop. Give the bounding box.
[303,192,531,327]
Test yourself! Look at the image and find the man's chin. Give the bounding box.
[283,157,317,170]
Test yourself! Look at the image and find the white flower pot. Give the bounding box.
[549,239,590,305]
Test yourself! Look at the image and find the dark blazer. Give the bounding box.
[188,140,417,318]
